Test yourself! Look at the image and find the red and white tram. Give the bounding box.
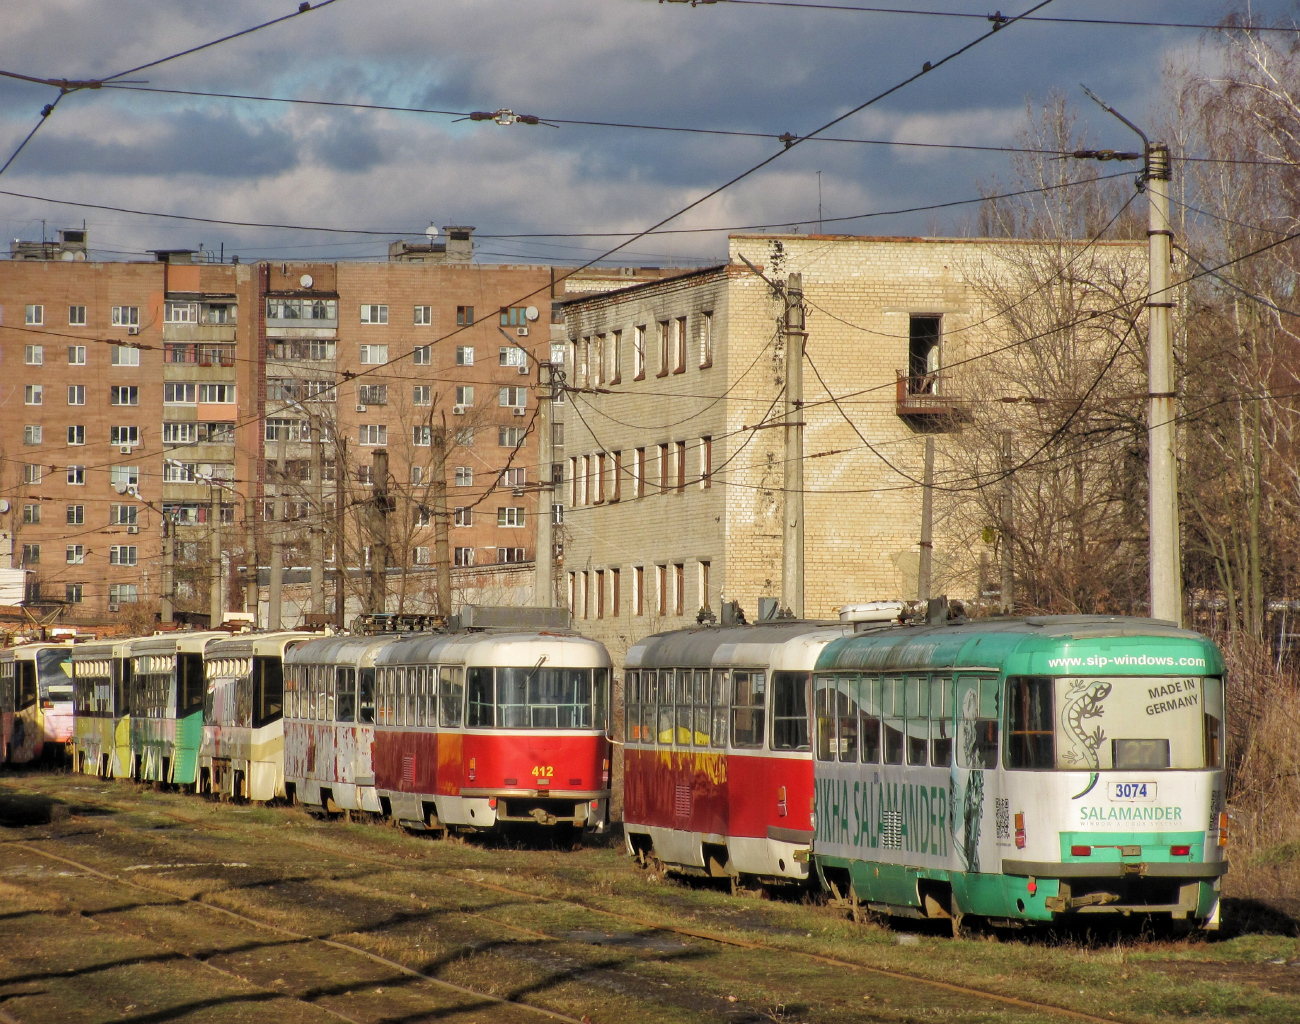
[282,634,389,815]
[622,621,852,885]
[370,630,613,835]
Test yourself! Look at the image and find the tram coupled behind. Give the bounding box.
[71,638,140,778]
[372,630,613,835]
[283,634,391,815]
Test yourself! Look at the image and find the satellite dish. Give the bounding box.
[299,274,313,288]
[525,306,540,322]
[0,500,9,514]
[425,223,439,239]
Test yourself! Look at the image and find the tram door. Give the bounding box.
[953,675,1001,874]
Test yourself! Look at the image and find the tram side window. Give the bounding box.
[731,670,765,748]
[814,676,835,761]
[624,670,640,743]
[359,668,376,724]
[115,661,131,716]
[398,668,409,728]
[689,670,708,746]
[956,676,999,769]
[1006,676,1053,769]
[711,669,728,747]
[837,677,859,762]
[16,662,37,712]
[882,677,904,765]
[253,657,284,727]
[595,668,609,735]
[771,671,810,751]
[859,676,881,763]
[674,668,692,745]
[178,654,203,716]
[904,676,929,766]
[435,666,461,727]
[1204,677,1224,768]
[337,667,356,722]
[930,677,953,767]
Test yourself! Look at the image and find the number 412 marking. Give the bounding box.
[531,765,554,778]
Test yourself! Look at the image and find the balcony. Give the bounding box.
[895,371,971,425]
[165,343,236,366]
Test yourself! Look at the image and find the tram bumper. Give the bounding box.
[1002,858,1228,919]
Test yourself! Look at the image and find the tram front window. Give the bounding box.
[36,649,73,703]
[1006,675,1223,770]
[496,667,594,729]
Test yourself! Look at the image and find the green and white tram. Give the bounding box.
[811,615,1228,929]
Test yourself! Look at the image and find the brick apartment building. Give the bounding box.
[0,228,691,625]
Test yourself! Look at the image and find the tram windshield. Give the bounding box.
[1006,675,1224,771]
[493,666,607,729]
[36,649,73,702]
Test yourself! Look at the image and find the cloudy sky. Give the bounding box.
[0,0,1293,265]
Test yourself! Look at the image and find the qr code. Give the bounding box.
[995,798,1010,840]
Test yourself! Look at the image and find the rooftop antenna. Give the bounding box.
[817,171,823,234]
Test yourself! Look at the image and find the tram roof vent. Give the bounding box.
[840,601,905,624]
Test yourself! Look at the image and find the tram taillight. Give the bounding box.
[1014,812,1026,849]
[777,786,787,817]
[1170,845,1191,856]
[1070,845,1091,857]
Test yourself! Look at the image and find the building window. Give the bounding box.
[67,425,85,446]
[579,455,590,505]
[455,427,474,447]
[357,384,387,405]
[456,385,474,407]
[657,321,670,376]
[699,560,711,611]
[456,345,474,365]
[552,421,564,447]
[412,425,431,446]
[501,467,525,488]
[108,584,138,604]
[634,447,646,497]
[68,305,87,326]
[163,462,197,483]
[25,305,42,326]
[359,424,387,446]
[414,305,432,326]
[412,546,431,565]
[454,507,472,527]
[267,299,335,321]
[674,563,685,615]
[24,344,43,365]
[164,301,199,323]
[500,306,529,327]
[497,547,527,563]
[410,465,425,485]
[65,584,83,604]
[455,467,473,486]
[632,566,644,616]
[198,383,235,403]
[110,505,138,526]
[611,450,622,502]
[24,464,42,485]
[67,384,85,405]
[265,418,305,442]
[109,466,137,488]
[359,344,388,364]
[21,544,39,566]
[633,325,646,380]
[109,545,139,566]
[360,304,389,324]
[552,503,564,525]
[163,422,196,444]
[23,425,41,445]
[457,306,474,326]
[454,546,475,566]
[610,329,622,384]
[110,385,138,406]
[499,346,527,368]
[66,465,84,485]
[498,386,526,408]
[700,311,714,368]
[111,305,139,327]
[595,569,606,618]
[413,505,432,527]
[409,343,432,366]
[66,544,85,564]
[413,385,431,406]
[164,383,196,404]
[594,453,605,503]
[675,440,687,491]
[24,384,42,405]
[111,345,140,366]
[658,443,670,491]
[110,426,139,447]
[21,504,39,524]
[68,345,86,365]
[498,426,524,447]
[655,564,667,615]
[674,317,687,373]
[497,507,525,528]
[356,465,373,486]
[611,568,621,617]
[701,436,712,488]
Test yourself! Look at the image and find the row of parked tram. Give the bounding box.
[0,606,1232,929]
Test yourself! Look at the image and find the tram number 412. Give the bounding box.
[531,766,554,778]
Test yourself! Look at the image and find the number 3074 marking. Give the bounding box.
[1108,781,1156,801]
[531,765,554,778]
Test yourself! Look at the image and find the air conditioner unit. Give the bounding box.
[126,525,139,535]
[108,603,120,613]
[127,326,140,336]
[512,406,526,417]
[452,404,466,415]
[355,404,367,413]
[517,364,529,375]
[516,327,529,337]
[120,446,132,455]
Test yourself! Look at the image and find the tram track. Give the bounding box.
[8,782,1138,1024]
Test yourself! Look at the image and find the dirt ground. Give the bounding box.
[1,770,1298,1024]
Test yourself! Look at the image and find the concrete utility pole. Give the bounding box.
[269,436,286,629]
[1000,432,1015,615]
[782,272,806,618]
[430,422,452,620]
[334,438,348,629]
[160,513,174,624]
[209,485,222,627]
[917,436,935,602]
[535,359,555,607]
[244,499,258,617]
[1146,143,1182,625]
[369,448,389,615]
[310,422,325,615]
